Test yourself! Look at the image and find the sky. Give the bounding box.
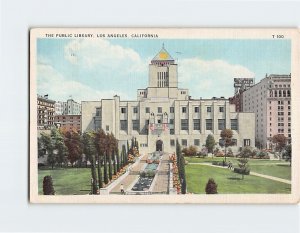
[36,38,291,102]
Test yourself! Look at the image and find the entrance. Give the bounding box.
[156,140,163,152]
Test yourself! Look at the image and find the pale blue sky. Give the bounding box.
[37,38,291,102]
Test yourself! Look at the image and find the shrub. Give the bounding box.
[212,161,228,167]
[205,178,218,194]
[182,145,198,157]
[258,151,268,159]
[43,175,55,195]
[227,148,234,157]
[233,167,250,175]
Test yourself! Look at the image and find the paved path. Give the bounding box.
[110,154,147,194]
[152,153,170,193]
[188,162,291,184]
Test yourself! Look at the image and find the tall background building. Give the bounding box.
[37,94,55,129]
[242,74,291,149]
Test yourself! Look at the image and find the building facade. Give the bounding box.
[54,101,63,115]
[54,115,81,132]
[82,46,255,154]
[62,99,81,115]
[229,78,255,112]
[242,74,291,149]
[37,95,55,129]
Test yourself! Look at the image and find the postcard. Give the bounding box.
[30,28,300,203]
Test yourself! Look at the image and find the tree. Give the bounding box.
[82,132,98,194]
[51,128,68,168]
[283,144,292,166]
[272,134,287,152]
[43,175,55,195]
[94,129,106,189]
[237,148,250,180]
[39,132,55,169]
[176,140,186,194]
[205,134,216,153]
[63,130,83,167]
[220,129,234,162]
[116,147,120,172]
[205,178,218,194]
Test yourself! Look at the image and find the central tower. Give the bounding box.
[149,45,177,88]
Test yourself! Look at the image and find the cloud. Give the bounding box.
[178,58,255,98]
[64,39,146,73]
[37,62,130,102]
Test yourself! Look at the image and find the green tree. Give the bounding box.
[205,134,216,153]
[283,144,291,166]
[51,128,68,167]
[116,147,120,172]
[237,147,250,180]
[39,132,55,169]
[82,132,98,194]
[176,140,186,194]
[220,129,234,162]
[94,129,106,189]
[43,175,55,195]
[205,178,218,194]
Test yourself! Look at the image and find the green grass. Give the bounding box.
[250,164,291,180]
[185,156,288,165]
[185,164,291,194]
[38,168,92,195]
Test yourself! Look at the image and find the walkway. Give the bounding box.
[152,153,170,193]
[110,154,147,194]
[188,162,291,184]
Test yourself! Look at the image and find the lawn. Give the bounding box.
[184,156,291,180]
[185,156,288,165]
[185,164,291,194]
[38,168,92,195]
[250,164,291,180]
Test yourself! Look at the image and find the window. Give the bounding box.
[193,119,200,130]
[181,119,189,130]
[158,107,162,113]
[194,139,200,146]
[170,129,175,135]
[133,107,138,114]
[182,107,187,113]
[170,107,174,113]
[244,139,251,146]
[121,107,126,114]
[169,119,174,125]
[170,139,175,147]
[194,107,199,113]
[207,106,211,112]
[120,120,127,131]
[218,119,225,130]
[106,125,109,131]
[231,119,238,130]
[182,139,187,147]
[219,107,224,112]
[132,120,139,131]
[206,119,213,130]
[145,107,150,113]
[96,108,101,116]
